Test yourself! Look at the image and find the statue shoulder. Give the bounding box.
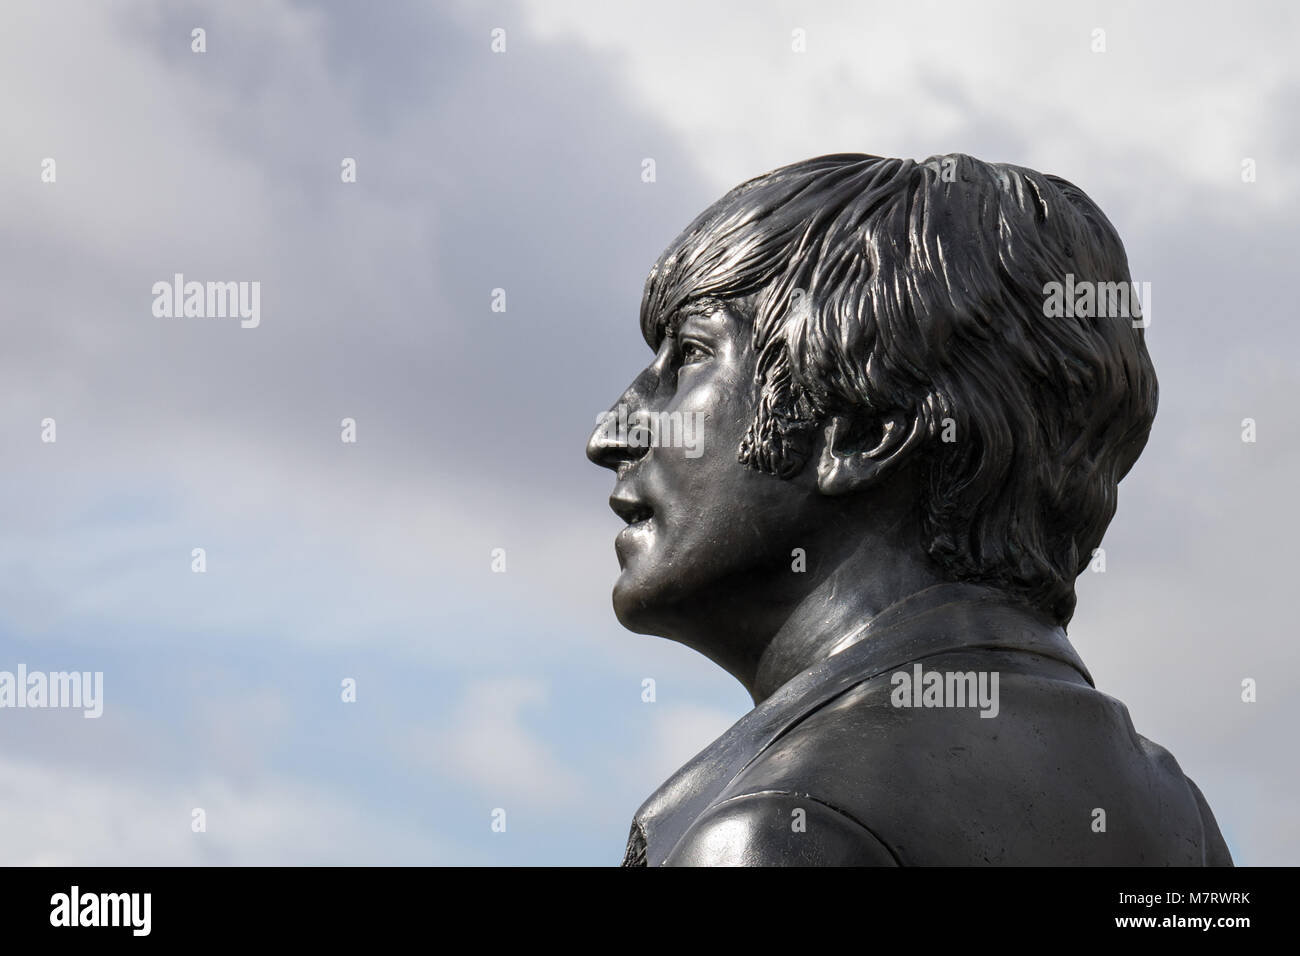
[1185,777,1234,867]
[662,790,898,866]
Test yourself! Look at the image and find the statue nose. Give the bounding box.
[587,403,649,471]
[588,353,670,471]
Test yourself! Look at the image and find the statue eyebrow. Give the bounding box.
[652,295,726,346]
[669,296,726,334]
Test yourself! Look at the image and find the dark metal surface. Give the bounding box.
[587,153,1231,866]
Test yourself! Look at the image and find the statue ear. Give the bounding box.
[815,411,926,496]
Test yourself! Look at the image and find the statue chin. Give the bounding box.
[610,573,676,639]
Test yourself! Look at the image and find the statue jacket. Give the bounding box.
[622,583,1233,866]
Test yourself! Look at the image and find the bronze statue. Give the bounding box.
[587,153,1232,866]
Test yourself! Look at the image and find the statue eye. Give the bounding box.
[680,340,710,365]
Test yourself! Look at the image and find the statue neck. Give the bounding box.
[748,532,948,705]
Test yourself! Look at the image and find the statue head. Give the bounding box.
[587,153,1157,689]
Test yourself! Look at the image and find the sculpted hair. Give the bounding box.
[639,153,1158,625]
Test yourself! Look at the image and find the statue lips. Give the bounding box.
[609,486,655,564]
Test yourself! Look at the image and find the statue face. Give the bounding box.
[586,302,833,656]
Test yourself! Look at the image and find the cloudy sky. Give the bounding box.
[1,0,1295,865]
